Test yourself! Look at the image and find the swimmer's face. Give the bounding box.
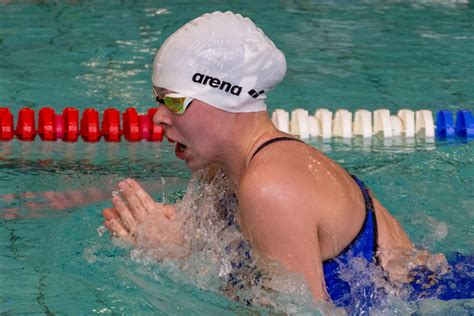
[153,86,229,170]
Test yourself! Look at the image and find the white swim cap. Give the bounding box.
[152,11,287,113]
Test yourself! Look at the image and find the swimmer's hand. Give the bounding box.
[102,178,189,259]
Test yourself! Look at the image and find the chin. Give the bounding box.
[185,159,200,171]
[186,158,212,171]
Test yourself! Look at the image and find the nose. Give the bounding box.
[153,105,172,127]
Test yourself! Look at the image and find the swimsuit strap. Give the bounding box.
[250,136,303,161]
[350,175,374,209]
[349,175,379,257]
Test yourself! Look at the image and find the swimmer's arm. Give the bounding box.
[238,181,329,301]
[369,193,414,250]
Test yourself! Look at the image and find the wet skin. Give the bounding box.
[103,87,425,301]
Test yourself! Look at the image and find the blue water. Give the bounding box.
[1,1,473,314]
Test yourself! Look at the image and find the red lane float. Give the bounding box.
[139,114,150,140]
[0,108,14,140]
[147,108,163,141]
[123,108,140,142]
[81,108,101,142]
[63,107,79,142]
[0,106,164,142]
[16,108,36,141]
[54,114,64,140]
[102,108,121,142]
[38,107,56,141]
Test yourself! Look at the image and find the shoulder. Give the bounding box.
[243,138,312,181]
[238,153,297,211]
[237,148,319,241]
[238,165,318,246]
[239,139,317,206]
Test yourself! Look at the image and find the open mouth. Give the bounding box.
[175,142,187,160]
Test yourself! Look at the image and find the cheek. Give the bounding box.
[178,109,224,157]
[189,125,221,158]
[183,118,212,143]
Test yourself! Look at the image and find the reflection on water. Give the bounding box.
[0,141,188,218]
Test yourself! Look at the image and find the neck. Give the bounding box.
[216,111,282,186]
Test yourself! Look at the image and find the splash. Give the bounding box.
[334,246,472,314]
[97,225,108,237]
[113,168,472,314]
[125,167,333,313]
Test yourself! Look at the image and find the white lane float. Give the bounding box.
[315,109,333,139]
[269,108,440,142]
[416,110,435,138]
[333,109,352,138]
[271,109,289,133]
[290,108,310,139]
[390,116,402,137]
[397,109,415,138]
[353,109,372,138]
[373,109,392,138]
[307,116,320,137]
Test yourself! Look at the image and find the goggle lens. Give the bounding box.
[154,92,193,115]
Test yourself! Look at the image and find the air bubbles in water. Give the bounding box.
[435,222,448,240]
[161,177,166,204]
[97,225,108,237]
[84,244,99,263]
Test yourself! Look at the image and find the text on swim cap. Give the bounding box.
[192,73,242,96]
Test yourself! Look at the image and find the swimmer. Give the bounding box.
[102,11,471,307]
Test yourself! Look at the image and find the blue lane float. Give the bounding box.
[435,110,455,138]
[455,110,474,138]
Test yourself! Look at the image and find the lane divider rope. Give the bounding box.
[0,107,472,142]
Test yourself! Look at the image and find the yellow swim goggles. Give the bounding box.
[153,89,194,115]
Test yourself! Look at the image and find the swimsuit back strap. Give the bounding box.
[250,136,303,161]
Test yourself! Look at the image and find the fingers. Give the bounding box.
[103,207,119,221]
[102,178,165,244]
[103,208,130,239]
[132,181,157,216]
[104,218,130,240]
[118,179,157,221]
[112,195,137,232]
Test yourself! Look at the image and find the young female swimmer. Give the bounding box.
[102,11,451,306]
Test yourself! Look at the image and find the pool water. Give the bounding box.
[1,1,473,314]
